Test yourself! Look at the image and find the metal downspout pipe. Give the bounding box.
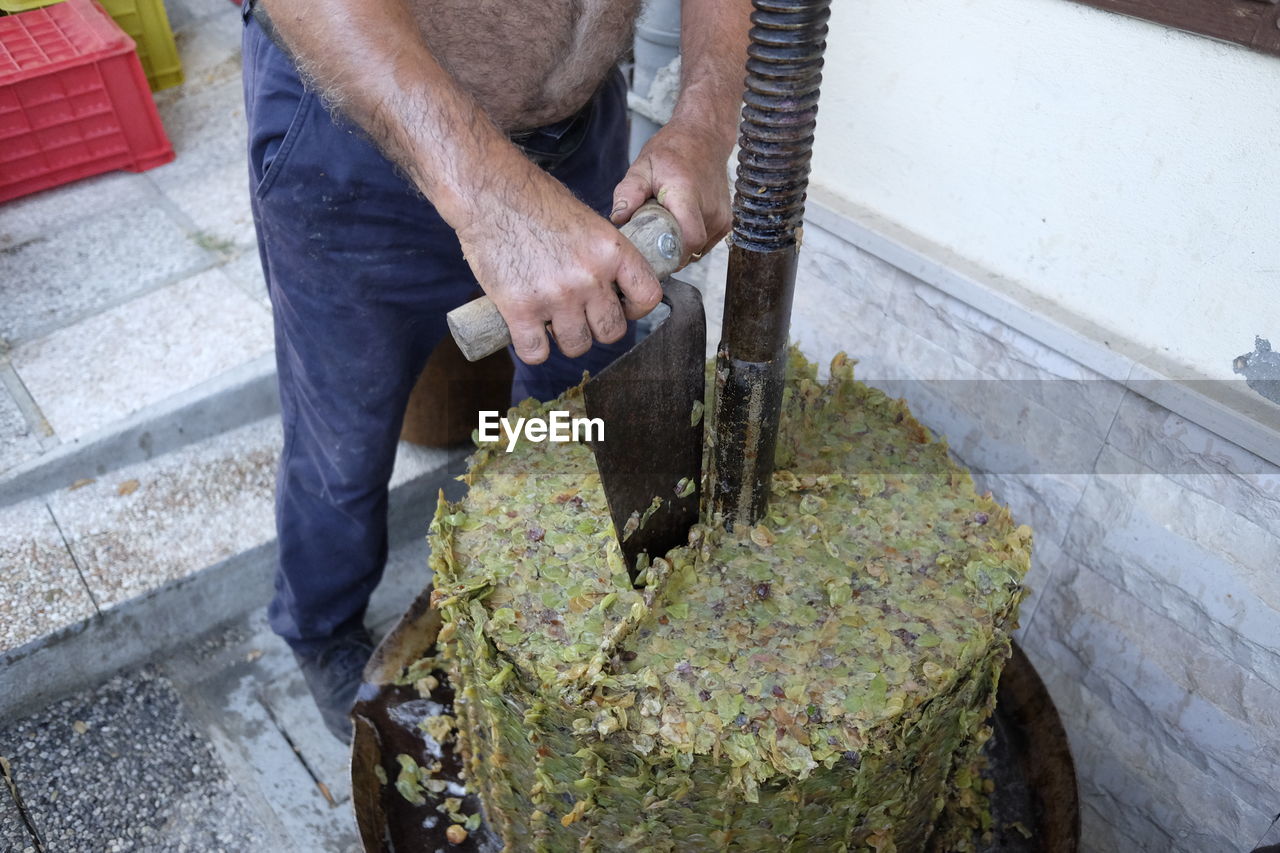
[628,0,683,160]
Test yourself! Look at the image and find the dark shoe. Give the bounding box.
[292,626,375,744]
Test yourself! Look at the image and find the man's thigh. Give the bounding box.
[244,15,477,433]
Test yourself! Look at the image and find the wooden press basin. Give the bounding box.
[351,586,1080,853]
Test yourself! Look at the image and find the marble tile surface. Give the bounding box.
[47,419,279,611]
[0,498,97,653]
[11,269,273,442]
[0,204,211,345]
[0,380,43,478]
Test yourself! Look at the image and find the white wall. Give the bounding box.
[811,0,1280,380]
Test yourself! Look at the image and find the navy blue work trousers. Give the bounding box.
[241,13,633,652]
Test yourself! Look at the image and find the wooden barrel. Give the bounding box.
[351,586,1080,853]
[400,335,513,448]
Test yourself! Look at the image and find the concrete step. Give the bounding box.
[0,304,278,510]
[0,414,464,721]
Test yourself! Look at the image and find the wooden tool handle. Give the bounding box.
[447,202,683,362]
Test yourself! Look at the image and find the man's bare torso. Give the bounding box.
[411,0,645,132]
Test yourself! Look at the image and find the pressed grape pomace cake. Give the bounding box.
[420,350,1029,852]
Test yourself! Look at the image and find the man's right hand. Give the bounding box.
[454,170,663,365]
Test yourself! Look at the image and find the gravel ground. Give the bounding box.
[0,669,270,853]
[0,534,432,853]
[1,766,36,853]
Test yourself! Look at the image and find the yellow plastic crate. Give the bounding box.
[0,0,183,91]
[98,0,183,90]
[0,0,52,10]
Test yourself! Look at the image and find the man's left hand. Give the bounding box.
[609,119,733,268]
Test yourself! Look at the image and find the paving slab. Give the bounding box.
[0,499,97,655]
[221,246,270,307]
[259,670,355,805]
[170,5,243,96]
[390,440,457,492]
[0,203,212,346]
[152,61,245,161]
[0,668,272,852]
[387,441,464,555]
[238,617,360,811]
[149,78,247,211]
[165,0,240,31]
[41,419,447,615]
[1258,817,1280,849]
[2,422,457,721]
[251,536,435,813]
[174,635,362,851]
[47,418,279,611]
[0,535,276,724]
[160,159,258,260]
[0,172,158,252]
[149,77,257,269]
[0,378,43,478]
[164,536,435,845]
[1,532,435,850]
[10,268,273,442]
[0,354,277,509]
[367,535,433,632]
[161,0,200,34]
[194,605,355,811]
[155,9,254,254]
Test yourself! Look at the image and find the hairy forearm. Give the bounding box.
[673,0,753,157]
[260,0,538,229]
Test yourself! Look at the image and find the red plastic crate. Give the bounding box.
[0,0,173,203]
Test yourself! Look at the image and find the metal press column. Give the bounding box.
[711,0,832,528]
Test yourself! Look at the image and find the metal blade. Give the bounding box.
[583,279,705,576]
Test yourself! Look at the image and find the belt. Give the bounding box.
[508,99,595,171]
[243,0,289,54]
[244,0,597,172]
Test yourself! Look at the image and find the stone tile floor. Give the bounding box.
[0,0,264,473]
[10,269,273,442]
[0,0,275,653]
